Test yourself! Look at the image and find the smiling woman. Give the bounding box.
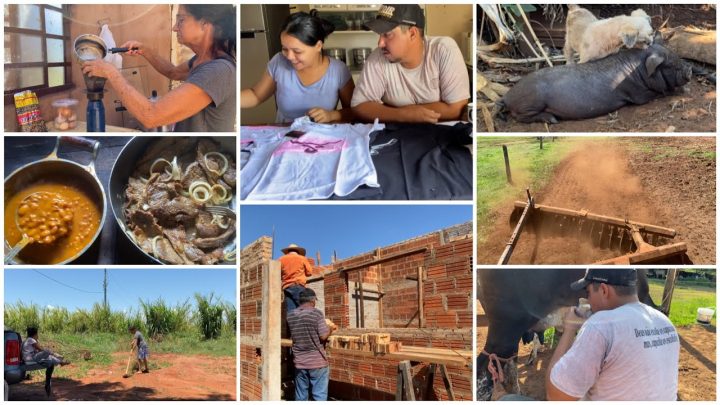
[241,10,355,124]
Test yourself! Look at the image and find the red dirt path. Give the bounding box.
[8,352,236,401]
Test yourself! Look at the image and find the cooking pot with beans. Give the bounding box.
[4,136,107,264]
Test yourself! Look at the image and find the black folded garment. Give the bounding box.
[332,122,473,200]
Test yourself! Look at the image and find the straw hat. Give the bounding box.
[281,243,306,256]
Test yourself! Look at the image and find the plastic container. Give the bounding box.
[51,98,79,130]
[696,307,715,324]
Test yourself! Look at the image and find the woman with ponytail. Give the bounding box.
[81,4,236,132]
[241,11,354,123]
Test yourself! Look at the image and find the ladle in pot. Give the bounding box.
[4,192,74,264]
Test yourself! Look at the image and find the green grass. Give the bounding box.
[647,278,716,327]
[476,137,585,242]
[28,331,236,380]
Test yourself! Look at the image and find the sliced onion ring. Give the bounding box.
[204,152,228,176]
[189,181,212,203]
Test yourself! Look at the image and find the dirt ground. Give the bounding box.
[490,80,716,133]
[7,353,236,401]
[477,137,716,264]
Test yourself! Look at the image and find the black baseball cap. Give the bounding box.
[363,4,425,34]
[299,288,317,300]
[570,269,638,291]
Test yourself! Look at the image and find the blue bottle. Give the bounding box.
[86,97,105,132]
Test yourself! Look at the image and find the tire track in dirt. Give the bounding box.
[478,140,676,264]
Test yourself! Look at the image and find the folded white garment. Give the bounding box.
[240,116,383,200]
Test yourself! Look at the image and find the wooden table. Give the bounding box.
[4,136,157,265]
[46,121,140,132]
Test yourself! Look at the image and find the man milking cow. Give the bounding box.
[545,269,679,401]
[479,268,679,401]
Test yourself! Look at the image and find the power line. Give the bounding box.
[31,269,103,294]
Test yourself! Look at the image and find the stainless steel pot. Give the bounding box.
[4,136,107,264]
[352,48,372,68]
[108,137,236,265]
[325,48,347,64]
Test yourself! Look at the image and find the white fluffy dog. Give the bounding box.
[564,6,654,64]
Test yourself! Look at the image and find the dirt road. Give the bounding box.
[8,353,236,401]
[477,137,715,264]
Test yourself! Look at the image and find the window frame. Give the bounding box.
[4,4,74,104]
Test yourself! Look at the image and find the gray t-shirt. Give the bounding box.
[351,36,469,108]
[551,302,679,400]
[134,330,148,349]
[174,56,237,132]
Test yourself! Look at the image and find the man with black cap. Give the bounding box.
[545,269,679,401]
[351,4,470,124]
[279,243,314,315]
[287,288,337,401]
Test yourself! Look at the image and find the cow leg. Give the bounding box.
[45,366,54,397]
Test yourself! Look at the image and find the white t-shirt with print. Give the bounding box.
[551,302,679,400]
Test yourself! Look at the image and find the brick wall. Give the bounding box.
[320,222,473,400]
[241,222,473,401]
[239,236,272,401]
[326,329,472,400]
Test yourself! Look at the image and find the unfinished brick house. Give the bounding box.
[240,222,473,401]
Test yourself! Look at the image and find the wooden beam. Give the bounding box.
[439,364,456,401]
[327,346,471,367]
[261,260,281,400]
[418,266,425,328]
[358,270,365,328]
[399,360,416,400]
[424,363,437,400]
[338,247,428,273]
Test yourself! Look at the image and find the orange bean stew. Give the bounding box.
[5,181,101,264]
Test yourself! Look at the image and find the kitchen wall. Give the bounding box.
[4,4,174,131]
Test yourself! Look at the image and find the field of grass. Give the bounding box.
[34,331,236,379]
[648,278,716,327]
[476,137,585,242]
[6,293,236,380]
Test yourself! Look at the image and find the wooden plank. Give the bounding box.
[358,270,365,328]
[261,260,282,400]
[400,360,416,401]
[395,364,403,400]
[418,266,425,328]
[338,247,428,273]
[424,363,437,400]
[440,364,456,401]
[327,347,470,367]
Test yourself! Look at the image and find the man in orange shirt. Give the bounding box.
[279,243,314,314]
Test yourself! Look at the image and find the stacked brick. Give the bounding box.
[240,236,272,401]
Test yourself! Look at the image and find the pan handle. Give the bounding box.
[44,136,100,175]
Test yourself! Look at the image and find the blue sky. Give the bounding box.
[241,205,472,263]
[4,269,236,312]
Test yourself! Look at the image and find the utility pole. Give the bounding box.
[103,269,108,309]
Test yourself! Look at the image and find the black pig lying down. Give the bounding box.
[498,34,692,124]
